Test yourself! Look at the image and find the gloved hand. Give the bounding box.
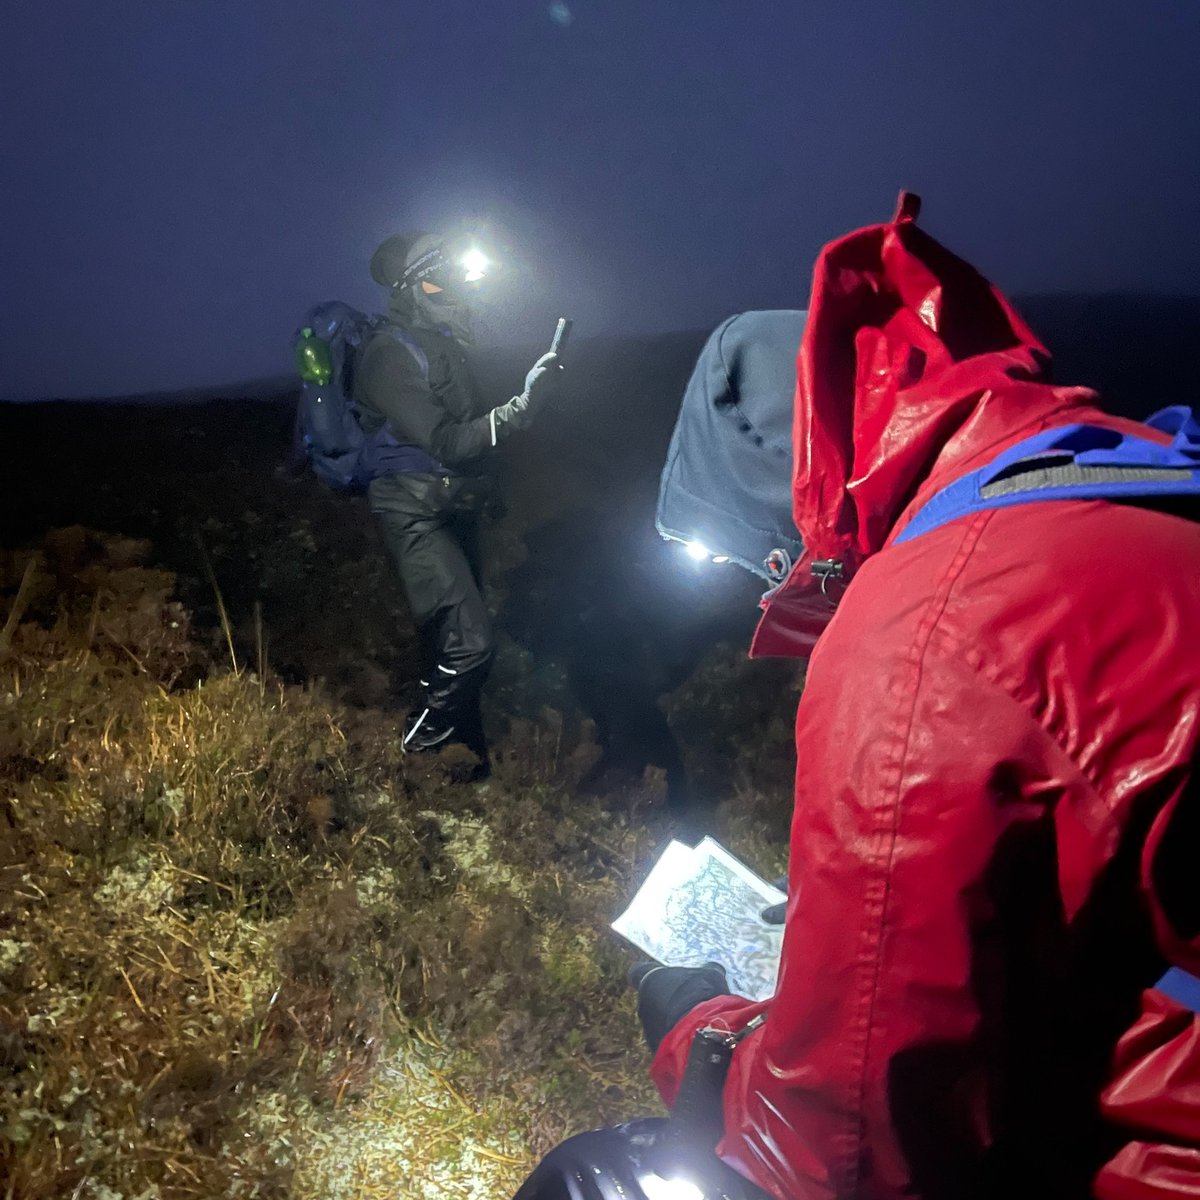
[491,351,563,436]
[522,350,562,404]
[629,961,731,1054]
[760,875,789,925]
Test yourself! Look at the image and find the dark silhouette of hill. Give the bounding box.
[7,292,1196,414]
[1,374,300,406]
[1015,294,1200,420]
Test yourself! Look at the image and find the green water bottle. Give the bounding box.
[294,327,333,385]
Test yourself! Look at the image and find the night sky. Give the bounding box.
[4,1,1199,400]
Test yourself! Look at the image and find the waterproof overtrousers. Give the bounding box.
[369,473,492,754]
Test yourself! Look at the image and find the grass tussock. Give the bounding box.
[0,530,793,1199]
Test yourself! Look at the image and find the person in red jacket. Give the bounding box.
[639,196,1200,1200]
[516,197,1200,1200]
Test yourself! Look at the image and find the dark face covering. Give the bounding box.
[389,282,474,345]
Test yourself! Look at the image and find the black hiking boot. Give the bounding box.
[401,708,456,754]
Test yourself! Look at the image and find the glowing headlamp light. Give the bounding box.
[460,246,489,283]
[639,1173,704,1200]
[676,538,731,566]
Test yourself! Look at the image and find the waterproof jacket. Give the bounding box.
[355,320,495,471]
[649,196,1200,1200]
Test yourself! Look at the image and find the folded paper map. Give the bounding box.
[611,837,786,1002]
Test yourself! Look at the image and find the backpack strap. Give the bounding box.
[372,323,430,380]
[1157,968,1200,1013]
[894,406,1200,546]
[894,405,1200,1012]
[355,322,450,478]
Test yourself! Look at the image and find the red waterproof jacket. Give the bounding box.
[650,197,1200,1200]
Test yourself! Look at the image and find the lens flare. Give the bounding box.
[684,540,711,561]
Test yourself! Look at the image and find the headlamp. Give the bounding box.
[638,1172,704,1200]
[460,246,489,283]
[402,240,493,292]
[664,535,732,567]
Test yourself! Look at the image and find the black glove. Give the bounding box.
[760,874,788,925]
[491,352,563,435]
[629,961,731,1054]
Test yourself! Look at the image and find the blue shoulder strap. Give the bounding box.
[895,406,1200,546]
[1158,967,1200,1013]
[373,323,429,380]
[894,405,1200,1013]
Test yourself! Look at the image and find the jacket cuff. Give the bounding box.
[649,994,768,1108]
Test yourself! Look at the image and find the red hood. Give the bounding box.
[752,193,1127,658]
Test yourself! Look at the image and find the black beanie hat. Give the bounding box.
[369,234,414,287]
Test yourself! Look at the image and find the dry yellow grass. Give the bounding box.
[0,531,794,1199]
[0,535,671,1200]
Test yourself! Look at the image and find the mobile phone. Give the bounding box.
[550,317,573,356]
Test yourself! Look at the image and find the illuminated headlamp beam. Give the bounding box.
[461,247,489,282]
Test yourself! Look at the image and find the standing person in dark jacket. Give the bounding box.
[358,232,561,760]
